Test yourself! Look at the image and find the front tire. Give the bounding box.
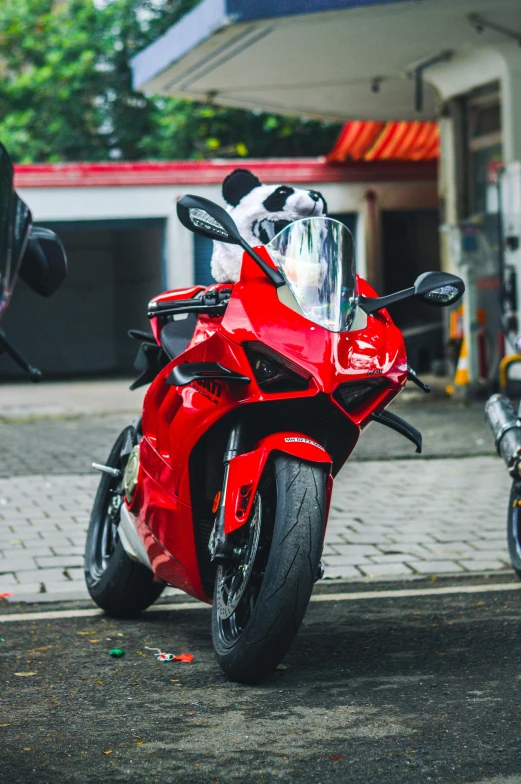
[507,481,521,579]
[212,455,328,683]
[84,426,164,618]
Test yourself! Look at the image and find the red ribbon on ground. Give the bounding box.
[146,646,194,663]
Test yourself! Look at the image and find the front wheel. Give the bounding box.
[507,481,521,579]
[212,455,328,683]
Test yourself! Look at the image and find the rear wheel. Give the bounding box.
[507,481,521,579]
[212,454,328,683]
[84,426,164,618]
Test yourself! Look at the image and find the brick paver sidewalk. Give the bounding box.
[0,456,512,603]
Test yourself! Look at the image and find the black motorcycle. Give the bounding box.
[485,391,521,578]
[0,142,67,379]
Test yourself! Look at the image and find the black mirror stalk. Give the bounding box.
[237,237,285,287]
[359,271,465,315]
[177,195,285,288]
[359,287,415,315]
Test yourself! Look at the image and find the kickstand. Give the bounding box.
[0,329,43,382]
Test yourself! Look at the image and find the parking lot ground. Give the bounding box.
[1,577,521,784]
[0,455,512,602]
[0,383,496,477]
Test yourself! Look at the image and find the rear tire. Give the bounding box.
[212,455,327,683]
[84,427,164,618]
[507,481,521,580]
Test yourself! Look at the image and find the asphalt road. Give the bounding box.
[2,578,521,784]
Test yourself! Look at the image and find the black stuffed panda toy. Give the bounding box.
[211,168,328,283]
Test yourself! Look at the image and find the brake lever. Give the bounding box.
[147,289,232,319]
[202,288,232,306]
[407,364,431,393]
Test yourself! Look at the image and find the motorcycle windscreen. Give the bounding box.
[266,217,358,332]
[0,144,32,317]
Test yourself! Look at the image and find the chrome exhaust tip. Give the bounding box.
[484,394,521,478]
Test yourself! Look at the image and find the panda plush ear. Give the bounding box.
[222,169,262,207]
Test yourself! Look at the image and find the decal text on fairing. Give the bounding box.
[284,437,325,450]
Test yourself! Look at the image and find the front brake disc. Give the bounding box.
[215,495,262,620]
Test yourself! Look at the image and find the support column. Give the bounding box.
[501,54,521,164]
[437,114,459,274]
[363,189,383,293]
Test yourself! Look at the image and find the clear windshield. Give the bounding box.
[267,217,357,332]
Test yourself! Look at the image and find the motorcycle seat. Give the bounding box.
[160,313,198,359]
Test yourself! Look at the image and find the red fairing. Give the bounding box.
[224,432,333,535]
[133,243,408,600]
[223,249,407,391]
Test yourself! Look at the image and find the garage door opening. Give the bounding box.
[382,209,442,372]
[2,218,165,378]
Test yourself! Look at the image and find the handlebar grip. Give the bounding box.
[148,298,194,313]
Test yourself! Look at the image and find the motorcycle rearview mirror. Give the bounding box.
[360,270,465,315]
[19,226,68,298]
[177,195,284,287]
[413,271,465,306]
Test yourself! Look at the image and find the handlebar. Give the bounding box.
[147,289,232,319]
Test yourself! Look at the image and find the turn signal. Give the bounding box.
[212,491,221,514]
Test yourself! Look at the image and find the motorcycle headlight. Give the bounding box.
[245,343,310,393]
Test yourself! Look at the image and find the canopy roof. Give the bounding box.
[328,121,439,162]
[132,0,520,122]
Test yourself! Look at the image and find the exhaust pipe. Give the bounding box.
[484,394,521,478]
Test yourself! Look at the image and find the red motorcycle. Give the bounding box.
[85,195,464,682]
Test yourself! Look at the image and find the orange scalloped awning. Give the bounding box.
[327,121,439,162]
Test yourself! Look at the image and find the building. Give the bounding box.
[132,0,521,387]
[6,157,436,377]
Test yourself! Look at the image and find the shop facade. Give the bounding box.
[132,0,521,387]
[8,158,436,377]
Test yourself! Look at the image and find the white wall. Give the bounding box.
[19,178,438,290]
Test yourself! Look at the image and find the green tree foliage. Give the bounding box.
[0,0,106,161]
[0,0,341,162]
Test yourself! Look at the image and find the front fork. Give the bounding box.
[208,416,334,567]
[209,417,244,562]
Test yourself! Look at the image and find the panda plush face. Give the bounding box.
[210,168,328,284]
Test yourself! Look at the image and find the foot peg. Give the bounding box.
[92,462,122,479]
